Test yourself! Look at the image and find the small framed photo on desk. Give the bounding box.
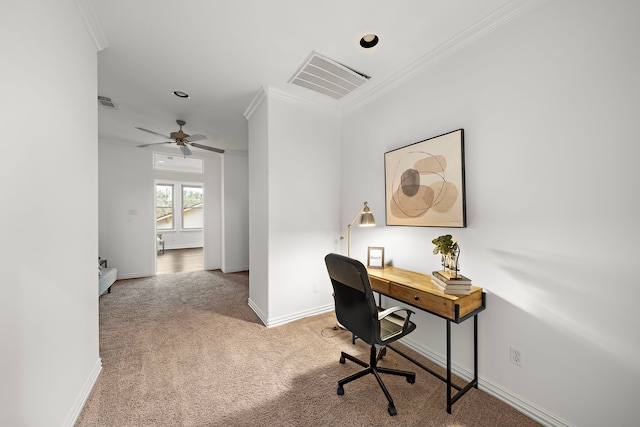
[367,247,385,269]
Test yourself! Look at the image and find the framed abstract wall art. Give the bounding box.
[384,129,466,227]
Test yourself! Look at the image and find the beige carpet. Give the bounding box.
[76,270,540,427]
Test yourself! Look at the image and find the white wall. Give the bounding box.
[246,88,341,326]
[0,1,101,426]
[203,151,223,271]
[221,152,249,272]
[247,91,270,322]
[267,91,341,323]
[99,142,223,277]
[340,1,640,426]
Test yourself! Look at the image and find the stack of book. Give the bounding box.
[431,270,472,295]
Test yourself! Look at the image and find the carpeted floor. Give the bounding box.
[76,270,540,427]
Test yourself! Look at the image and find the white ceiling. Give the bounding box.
[90,0,530,155]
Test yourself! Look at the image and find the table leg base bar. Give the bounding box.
[387,344,477,413]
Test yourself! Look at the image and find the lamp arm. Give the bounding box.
[340,207,362,258]
[339,202,374,258]
[340,210,362,240]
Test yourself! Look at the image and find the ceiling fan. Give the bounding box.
[136,119,224,155]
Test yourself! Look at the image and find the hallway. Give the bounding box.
[157,247,203,274]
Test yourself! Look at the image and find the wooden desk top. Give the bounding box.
[367,266,484,322]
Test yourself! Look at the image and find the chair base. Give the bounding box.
[337,345,416,416]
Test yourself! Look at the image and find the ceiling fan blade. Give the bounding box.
[137,141,173,148]
[135,127,171,139]
[190,142,225,154]
[180,145,192,156]
[185,134,206,143]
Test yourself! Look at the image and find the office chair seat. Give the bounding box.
[325,253,417,416]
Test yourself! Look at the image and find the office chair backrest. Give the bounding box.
[325,253,379,345]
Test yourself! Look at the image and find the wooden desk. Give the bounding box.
[367,266,486,413]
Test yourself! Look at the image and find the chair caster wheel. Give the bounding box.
[388,403,397,416]
[339,356,345,364]
[337,385,344,395]
[407,374,416,384]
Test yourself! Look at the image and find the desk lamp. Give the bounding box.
[340,202,376,257]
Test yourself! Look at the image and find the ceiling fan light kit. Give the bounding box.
[135,119,224,155]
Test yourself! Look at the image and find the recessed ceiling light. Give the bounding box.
[173,90,189,98]
[360,34,379,49]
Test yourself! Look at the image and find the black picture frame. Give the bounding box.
[384,129,466,227]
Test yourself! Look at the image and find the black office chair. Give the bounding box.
[324,253,417,416]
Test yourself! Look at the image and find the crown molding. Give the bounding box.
[342,0,548,115]
[244,86,338,120]
[73,0,109,52]
[267,87,339,116]
[243,87,267,120]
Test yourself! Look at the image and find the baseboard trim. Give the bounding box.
[221,265,249,273]
[480,376,572,427]
[163,244,203,251]
[247,299,334,328]
[265,304,335,328]
[117,272,152,280]
[247,298,268,326]
[62,357,102,427]
[399,337,571,427]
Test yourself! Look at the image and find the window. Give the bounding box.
[156,184,174,230]
[182,186,203,229]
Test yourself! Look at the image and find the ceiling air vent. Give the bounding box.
[288,52,370,100]
[98,95,118,109]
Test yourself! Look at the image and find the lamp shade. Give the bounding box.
[359,203,376,227]
[340,201,376,258]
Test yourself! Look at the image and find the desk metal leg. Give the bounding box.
[378,291,483,414]
[474,315,478,389]
[389,314,479,414]
[448,314,480,412]
[447,320,452,413]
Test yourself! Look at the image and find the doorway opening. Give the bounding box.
[154,178,205,274]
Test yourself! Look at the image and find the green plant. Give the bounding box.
[432,234,460,275]
[432,234,458,256]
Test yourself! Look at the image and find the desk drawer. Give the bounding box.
[369,276,390,295]
[389,285,454,319]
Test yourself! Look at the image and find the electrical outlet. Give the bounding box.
[510,346,523,367]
